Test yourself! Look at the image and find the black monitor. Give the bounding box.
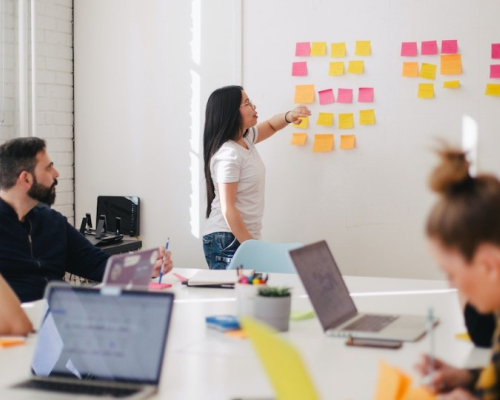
[96,196,140,236]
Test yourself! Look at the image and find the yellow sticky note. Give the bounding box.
[441,54,462,75]
[485,84,500,96]
[292,116,308,129]
[359,109,375,125]
[330,42,346,58]
[316,112,334,126]
[402,62,419,77]
[373,361,412,400]
[328,61,344,76]
[347,60,364,74]
[340,135,356,149]
[355,40,371,56]
[338,113,354,129]
[444,80,460,88]
[401,387,436,400]
[241,317,320,400]
[310,42,326,56]
[294,85,315,104]
[418,83,434,99]
[419,63,437,80]
[291,133,307,146]
[313,134,334,152]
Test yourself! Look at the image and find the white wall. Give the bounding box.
[74,0,240,268]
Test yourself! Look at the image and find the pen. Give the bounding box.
[422,307,435,385]
[158,238,169,284]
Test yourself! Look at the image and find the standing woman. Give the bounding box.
[202,85,310,269]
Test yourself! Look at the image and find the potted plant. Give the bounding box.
[253,287,292,332]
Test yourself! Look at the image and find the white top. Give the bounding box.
[203,127,266,239]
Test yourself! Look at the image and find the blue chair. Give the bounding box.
[227,240,303,274]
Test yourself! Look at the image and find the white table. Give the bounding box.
[0,269,490,400]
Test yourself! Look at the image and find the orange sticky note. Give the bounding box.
[444,80,460,89]
[401,386,436,400]
[419,63,437,80]
[292,116,309,129]
[313,134,334,152]
[294,85,315,104]
[291,133,307,146]
[328,62,344,76]
[340,135,356,149]
[316,113,334,126]
[418,83,434,99]
[485,84,500,96]
[359,109,375,125]
[338,113,354,129]
[0,338,26,348]
[347,60,364,74]
[224,329,247,339]
[355,40,371,56]
[440,54,462,75]
[373,361,412,400]
[402,62,419,77]
[330,42,346,58]
[310,42,326,56]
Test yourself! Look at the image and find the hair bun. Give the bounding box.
[429,147,471,194]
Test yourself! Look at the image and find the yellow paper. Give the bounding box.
[444,80,460,89]
[418,83,434,99]
[310,42,326,56]
[291,133,307,146]
[401,387,436,400]
[241,317,320,400]
[485,84,500,96]
[419,63,437,80]
[359,109,375,125]
[313,134,334,152]
[294,85,315,104]
[329,62,344,76]
[440,54,462,75]
[455,332,470,341]
[292,116,309,128]
[373,361,412,400]
[330,42,346,58]
[316,112,334,126]
[340,135,356,149]
[347,60,364,74]
[402,62,419,77]
[338,113,354,129]
[355,40,371,56]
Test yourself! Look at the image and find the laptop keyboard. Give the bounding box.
[342,314,398,332]
[15,379,140,398]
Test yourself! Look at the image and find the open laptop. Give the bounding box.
[7,282,174,399]
[102,248,158,288]
[289,241,433,342]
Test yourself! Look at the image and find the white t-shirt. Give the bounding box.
[203,127,265,239]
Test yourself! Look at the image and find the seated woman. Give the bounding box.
[0,274,33,335]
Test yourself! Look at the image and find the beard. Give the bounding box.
[28,177,58,206]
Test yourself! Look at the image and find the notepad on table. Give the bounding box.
[185,269,253,288]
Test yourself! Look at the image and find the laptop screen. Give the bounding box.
[31,285,174,385]
[289,241,358,330]
[102,248,158,288]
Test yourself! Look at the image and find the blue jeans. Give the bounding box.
[202,232,240,270]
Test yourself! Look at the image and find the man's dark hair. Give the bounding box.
[0,137,46,190]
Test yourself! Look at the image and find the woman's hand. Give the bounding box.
[287,105,311,124]
[415,354,474,393]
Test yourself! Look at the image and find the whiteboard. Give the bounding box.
[242,0,500,279]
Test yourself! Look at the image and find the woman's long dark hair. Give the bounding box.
[203,85,244,218]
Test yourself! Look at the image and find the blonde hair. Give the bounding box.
[426,146,500,261]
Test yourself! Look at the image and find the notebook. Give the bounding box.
[6,282,174,399]
[185,269,252,288]
[289,241,433,342]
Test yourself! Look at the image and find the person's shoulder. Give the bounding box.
[212,142,240,161]
[33,204,67,222]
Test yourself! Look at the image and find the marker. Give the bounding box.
[158,238,170,284]
[422,307,435,386]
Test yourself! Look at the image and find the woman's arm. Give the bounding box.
[255,105,311,144]
[218,182,253,243]
[0,274,33,335]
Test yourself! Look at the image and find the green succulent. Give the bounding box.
[257,286,291,297]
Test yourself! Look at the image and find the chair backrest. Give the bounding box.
[227,240,303,273]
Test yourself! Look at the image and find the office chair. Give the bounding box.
[227,240,303,273]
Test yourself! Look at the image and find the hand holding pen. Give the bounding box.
[158,239,172,283]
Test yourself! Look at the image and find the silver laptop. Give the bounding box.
[289,241,433,342]
[102,248,158,288]
[8,282,174,399]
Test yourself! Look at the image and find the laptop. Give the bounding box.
[289,241,433,342]
[6,282,174,399]
[102,248,159,288]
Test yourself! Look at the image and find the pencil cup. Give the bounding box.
[254,295,292,332]
[235,283,266,318]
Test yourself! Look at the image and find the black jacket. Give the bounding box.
[0,198,109,302]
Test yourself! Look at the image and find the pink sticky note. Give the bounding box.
[421,40,438,55]
[492,44,500,59]
[401,42,417,57]
[441,40,458,54]
[318,89,334,105]
[337,88,353,103]
[295,42,311,57]
[292,62,308,76]
[149,282,172,290]
[358,87,374,102]
[490,65,500,79]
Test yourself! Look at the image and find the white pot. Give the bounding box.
[254,295,292,332]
